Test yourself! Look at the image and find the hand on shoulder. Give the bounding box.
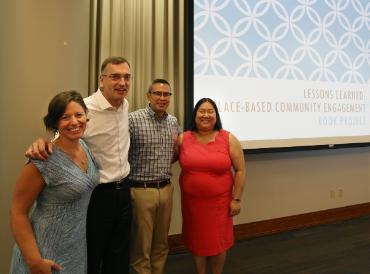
[25,138,53,161]
[177,133,184,146]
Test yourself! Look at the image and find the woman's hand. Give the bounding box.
[29,258,61,274]
[229,199,241,216]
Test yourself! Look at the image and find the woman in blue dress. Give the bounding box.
[10,91,99,274]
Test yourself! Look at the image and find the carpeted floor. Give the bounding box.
[165,215,370,274]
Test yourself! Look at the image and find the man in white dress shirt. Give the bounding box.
[84,57,132,274]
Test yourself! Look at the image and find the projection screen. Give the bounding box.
[193,0,370,149]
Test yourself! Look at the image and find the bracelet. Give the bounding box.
[233,198,241,202]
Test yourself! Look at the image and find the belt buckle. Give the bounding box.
[116,181,121,190]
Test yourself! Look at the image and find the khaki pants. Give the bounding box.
[130,183,174,274]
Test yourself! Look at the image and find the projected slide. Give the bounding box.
[194,0,370,149]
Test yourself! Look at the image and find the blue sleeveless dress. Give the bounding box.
[10,140,99,274]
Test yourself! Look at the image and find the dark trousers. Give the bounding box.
[86,182,132,274]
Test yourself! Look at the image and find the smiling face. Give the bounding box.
[195,101,217,131]
[100,62,131,108]
[146,82,171,116]
[58,101,87,142]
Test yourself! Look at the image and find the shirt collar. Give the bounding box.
[146,105,168,120]
[95,89,124,111]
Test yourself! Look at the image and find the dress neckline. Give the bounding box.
[53,140,90,174]
[191,130,220,145]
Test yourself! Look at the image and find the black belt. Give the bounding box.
[98,176,130,190]
[130,179,171,189]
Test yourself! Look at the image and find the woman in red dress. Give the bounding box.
[178,98,246,274]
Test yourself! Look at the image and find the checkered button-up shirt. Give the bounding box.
[128,106,181,181]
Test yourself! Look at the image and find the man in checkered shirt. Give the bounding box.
[128,79,181,274]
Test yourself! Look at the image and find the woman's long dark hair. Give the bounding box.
[188,98,222,131]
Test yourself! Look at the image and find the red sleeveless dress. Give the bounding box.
[179,129,234,256]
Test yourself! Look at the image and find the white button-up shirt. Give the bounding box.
[83,90,130,183]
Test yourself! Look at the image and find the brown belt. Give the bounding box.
[130,179,171,189]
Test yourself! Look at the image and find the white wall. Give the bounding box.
[169,147,370,234]
[0,1,90,272]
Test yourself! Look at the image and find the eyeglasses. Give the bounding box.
[102,73,132,81]
[150,91,172,98]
